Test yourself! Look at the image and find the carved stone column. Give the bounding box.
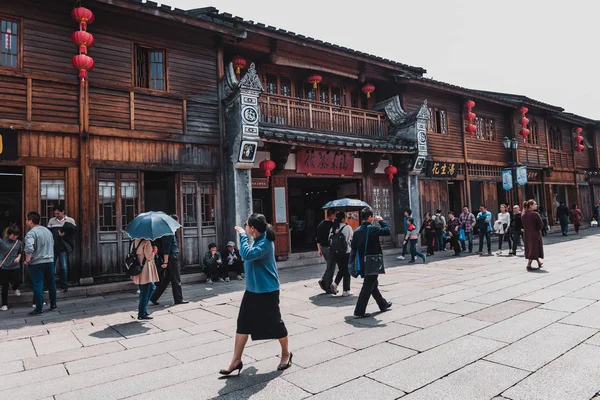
[222,63,263,238]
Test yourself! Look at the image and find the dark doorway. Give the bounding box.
[287,178,360,253]
[0,167,22,236]
[470,181,482,210]
[251,188,272,218]
[447,181,462,214]
[144,172,176,214]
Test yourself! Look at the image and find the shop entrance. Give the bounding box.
[144,172,176,214]
[0,167,22,236]
[287,177,361,253]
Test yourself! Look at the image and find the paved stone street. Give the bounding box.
[2,230,600,400]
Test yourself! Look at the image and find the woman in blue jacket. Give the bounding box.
[219,213,292,376]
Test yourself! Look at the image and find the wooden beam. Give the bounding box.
[26,78,32,122]
[130,92,135,130]
[87,126,220,145]
[270,54,359,79]
[182,99,187,135]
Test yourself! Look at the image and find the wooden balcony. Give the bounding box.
[258,94,388,137]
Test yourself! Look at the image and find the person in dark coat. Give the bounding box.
[569,204,584,234]
[419,213,436,256]
[522,200,544,270]
[556,201,570,236]
[223,241,244,281]
[445,212,462,256]
[509,205,523,256]
[352,207,392,318]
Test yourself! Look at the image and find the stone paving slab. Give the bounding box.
[0,337,37,362]
[396,309,459,328]
[401,360,529,400]
[290,341,354,369]
[435,300,491,315]
[503,344,600,400]
[560,301,600,329]
[331,322,418,350]
[466,300,541,323]
[24,341,125,370]
[306,376,404,400]
[539,296,596,313]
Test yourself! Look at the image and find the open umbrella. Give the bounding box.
[125,211,181,240]
[321,198,370,210]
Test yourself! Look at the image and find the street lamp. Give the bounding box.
[503,137,519,205]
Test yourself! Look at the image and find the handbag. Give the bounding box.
[363,225,385,276]
[458,227,466,242]
[0,241,19,269]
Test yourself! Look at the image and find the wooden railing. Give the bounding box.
[258,93,388,137]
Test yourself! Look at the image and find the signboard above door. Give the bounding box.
[426,162,458,178]
[296,149,354,175]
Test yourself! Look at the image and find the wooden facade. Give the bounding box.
[0,0,238,283]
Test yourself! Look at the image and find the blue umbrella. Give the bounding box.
[321,198,371,209]
[125,211,181,240]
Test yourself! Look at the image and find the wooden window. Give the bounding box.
[280,76,291,97]
[120,181,138,229]
[134,45,166,90]
[319,84,330,103]
[294,79,304,99]
[200,183,215,227]
[473,117,496,140]
[527,120,539,145]
[474,117,485,139]
[98,180,117,232]
[427,107,448,134]
[0,19,18,68]
[304,83,316,101]
[40,179,65,226]
[549,127,562,150]
[266,73,277,94]
[182,182,198,227]
[350,91,359,108]
[331,86,341,106]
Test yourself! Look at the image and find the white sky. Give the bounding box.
[163,0,599,119]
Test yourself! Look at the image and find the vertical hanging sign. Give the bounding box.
[516,166,528,186]
[501,169,513,191]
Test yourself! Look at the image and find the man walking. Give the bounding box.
[24,211,57,315]
[509,205,523,255]
[150,215,188,305]
[397,209,412,260]
[317,208,336,294]
[47,206,76,292]
[433,209,446,252]
[476,205,493,255]
[353,207,392,318]
[458,206,475,253]
[556,201,570,236]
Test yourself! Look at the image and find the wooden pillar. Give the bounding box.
[460,100,471,209]
[79,80,93,285]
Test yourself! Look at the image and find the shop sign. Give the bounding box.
[251,178,269,188]
[0,129,18,161]
[427,162,458,178]
[516,166,528,186]
[296,149,354,175]
[587,175,600,185]
[527,170,542,182]
[501,169,513,190]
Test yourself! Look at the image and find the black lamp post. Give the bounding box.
[503,136,519,205]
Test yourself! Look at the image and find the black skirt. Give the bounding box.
[237,290,288,340]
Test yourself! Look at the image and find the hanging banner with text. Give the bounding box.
[516,166,528,186]
[501,169,513,191]
[296,149,354,175]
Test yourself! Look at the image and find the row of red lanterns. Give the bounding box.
[71,6,95,86]
[519,107,530,141]
[575,127,584,152]
[464,100,477,137]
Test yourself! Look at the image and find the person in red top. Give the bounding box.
[569,204,584,234]
[403,218,426,264]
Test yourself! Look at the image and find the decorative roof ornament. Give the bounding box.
[239,63,263,92]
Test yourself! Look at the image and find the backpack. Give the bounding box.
[124,240,146,277]
[330,225,348,255]
[434,215,444,230]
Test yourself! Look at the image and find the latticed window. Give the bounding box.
[427,107,448,134]
[472,117,496,140]
[319,84,329,103]
[527,121,540,145]
[468,164,502,177]
[474,117,485,139]
[266,74,277,94]
[134,45,165,90]
[279,76,291,97]
[120,181,138,229]
[549,127,562,150]
[182,182,198,227]
[1,19,18,68]
[331,87,341,106]
[200,183,215,227]
[98,181,116,232]
[40,179,65,226]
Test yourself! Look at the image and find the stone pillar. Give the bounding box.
[222,63,263,240]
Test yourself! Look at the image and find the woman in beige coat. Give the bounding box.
[132,239,160,320]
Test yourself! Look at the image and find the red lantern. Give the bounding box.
[362,83,375,99]
[384,164,398,184]
[232,55,246,75]
[575,128,584,152]
[71,7,95,31]
[71,31,94,55]
[72,54,95,86]
[259,159,276,181]
[307,74,322,89]
[520,117,530,126]
[520,106,529,115]
[520,128,530,139]
[574,127,583,135]
[466,123,477,136]
[467,112,476,121]
[465,100,476,109]
[575,144,585,152]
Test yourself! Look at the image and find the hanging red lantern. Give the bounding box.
[519,106,529,142]
[465,100,477,137]
[575,127,584,152]
[520,117,530,126]
[72,54,95,86]
[520,106,529,115]
[520,128,530,139]
[575,144,585,152]
[71,7,95,31]
[384,164,398,184]
[466,100,476,109]
[231,55,246,75]
[259,159,276,181]
[307,74,322,89]
[466,123,477,136]
[361,83,375,99]
[466,112,476,121]
[71,31,94,55]
[574,127,583,135]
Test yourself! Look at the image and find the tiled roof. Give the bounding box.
[259,125,416,153]
[471,90,564,112]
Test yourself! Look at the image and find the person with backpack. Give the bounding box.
[419,213,436,256]
[0,225,23,311]
[317,208,336,293]
[433,210,446,252]
[404,218,426,264]
[476,205,493,255]
[328,211,354,296]
[397,209,412,260]
[130,238,160,320]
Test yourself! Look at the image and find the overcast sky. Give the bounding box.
[164,0,598,119]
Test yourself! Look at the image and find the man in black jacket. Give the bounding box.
[316,208,336,294]
[352,207,392,318]
[509,205,523,256]
[556,201,570,236]
[223,241,243,281]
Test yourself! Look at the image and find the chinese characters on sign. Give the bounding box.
[426,162,458,178]
[296,149,354,175]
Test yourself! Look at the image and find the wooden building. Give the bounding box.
[0,0,245,284]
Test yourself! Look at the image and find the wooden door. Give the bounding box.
[579,185,593,222]
[96,171,140,276]
[271,176,290,259]
[180,177,218,268]
[419,179,450,217]
[372,176,394,245]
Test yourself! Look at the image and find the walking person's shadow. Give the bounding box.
[217,365,284,398]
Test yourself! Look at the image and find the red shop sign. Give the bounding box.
[296,149,354,175]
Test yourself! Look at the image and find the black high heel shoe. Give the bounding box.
[219,361,243,376]
[277,352,293,371]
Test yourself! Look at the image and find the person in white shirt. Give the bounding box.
[496,204,511,255]
[328,212,354,297]
[47,206,76,291]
